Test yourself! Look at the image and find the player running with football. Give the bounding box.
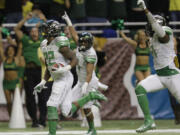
[134,0,180,133]
[33,20,107,135]
[62,12,104,135]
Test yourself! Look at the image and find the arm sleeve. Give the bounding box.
[85,54,97,64]
[146,12,166,38]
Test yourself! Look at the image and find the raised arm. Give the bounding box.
[7,35,17,46]
[14,12,33,40]
[137,0,169,43]
[0,28,5,62]
[62,12,79,44]
[119,30,137,48]
[16,42,23,57]
[14,41,25,67]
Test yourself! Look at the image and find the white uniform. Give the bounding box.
[139,26,180,102]
[72,47,99,108]
[40,36,73,117]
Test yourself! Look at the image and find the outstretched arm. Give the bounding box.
[62,12,79,44]
[14,12,33,40]
[119,30,137,48]
[7,35,17,46]
[137,0,169,43]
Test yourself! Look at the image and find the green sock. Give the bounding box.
[71,95,92,115]
[135,85,152,120]
[48,120,57,135]
[77,95,91,107]
[48,106,58,135]
[71,104,78,114]
[89,121,95,130]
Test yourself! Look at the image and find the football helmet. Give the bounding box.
[78,32,93,51]
[40,20,61,38]
[145,15,166,37]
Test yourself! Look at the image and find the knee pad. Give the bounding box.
[135,85,147,95]
[47,106,58,120]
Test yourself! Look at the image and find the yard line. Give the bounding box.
[1,129,180,135]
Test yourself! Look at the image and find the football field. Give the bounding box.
[0,120,180,135]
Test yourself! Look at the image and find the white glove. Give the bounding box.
[52,65,71,74]
[98,82,109,91]
[62,11,72,26]
[137,0,147,10]
[82,82,88,95]
[33,80,47,95]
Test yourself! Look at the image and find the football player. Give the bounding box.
[33,20,107,135]
[135,0,180,133]
[62,13,105,135]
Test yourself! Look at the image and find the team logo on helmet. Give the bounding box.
[78,32,93,51]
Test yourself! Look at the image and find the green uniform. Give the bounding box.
[3,59,19,90]
[21,35,42,66]
[135,43,150,72]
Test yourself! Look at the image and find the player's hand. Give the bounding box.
[61,11,72,26]
[82,82,88,95]
[33,80,47,95]
[52,65,71,74]
[137,0,147,10]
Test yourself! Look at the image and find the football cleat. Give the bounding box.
[136,119,156,133]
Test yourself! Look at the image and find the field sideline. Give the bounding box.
[0,120,179,135]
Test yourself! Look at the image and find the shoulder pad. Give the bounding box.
[40,39,48,47]
[55,36,70,48]
[85,48,97,64]
[162,26,173,35]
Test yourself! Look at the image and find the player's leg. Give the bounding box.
[165,74,180,103]
[61,89,107,119]
[47,80,69,135]
[61,79,107,118]
[84,108,97,135]
[135,74,165,133]
[83,80,100,135]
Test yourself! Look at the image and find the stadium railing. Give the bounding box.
[1,21,180,38]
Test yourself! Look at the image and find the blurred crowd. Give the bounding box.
[0,0,179,24]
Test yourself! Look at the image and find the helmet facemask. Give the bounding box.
[40,20,61,38]
[78,32,93,51]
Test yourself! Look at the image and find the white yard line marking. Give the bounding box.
[1,129,180,135]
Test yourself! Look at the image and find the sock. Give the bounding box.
[88,121,95,130]
[71,95,91,114]
[135,85,152,120]
[77,95,91,107]
[85,109,95,130]
[48,106,58,135]
[48,120,57,135]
